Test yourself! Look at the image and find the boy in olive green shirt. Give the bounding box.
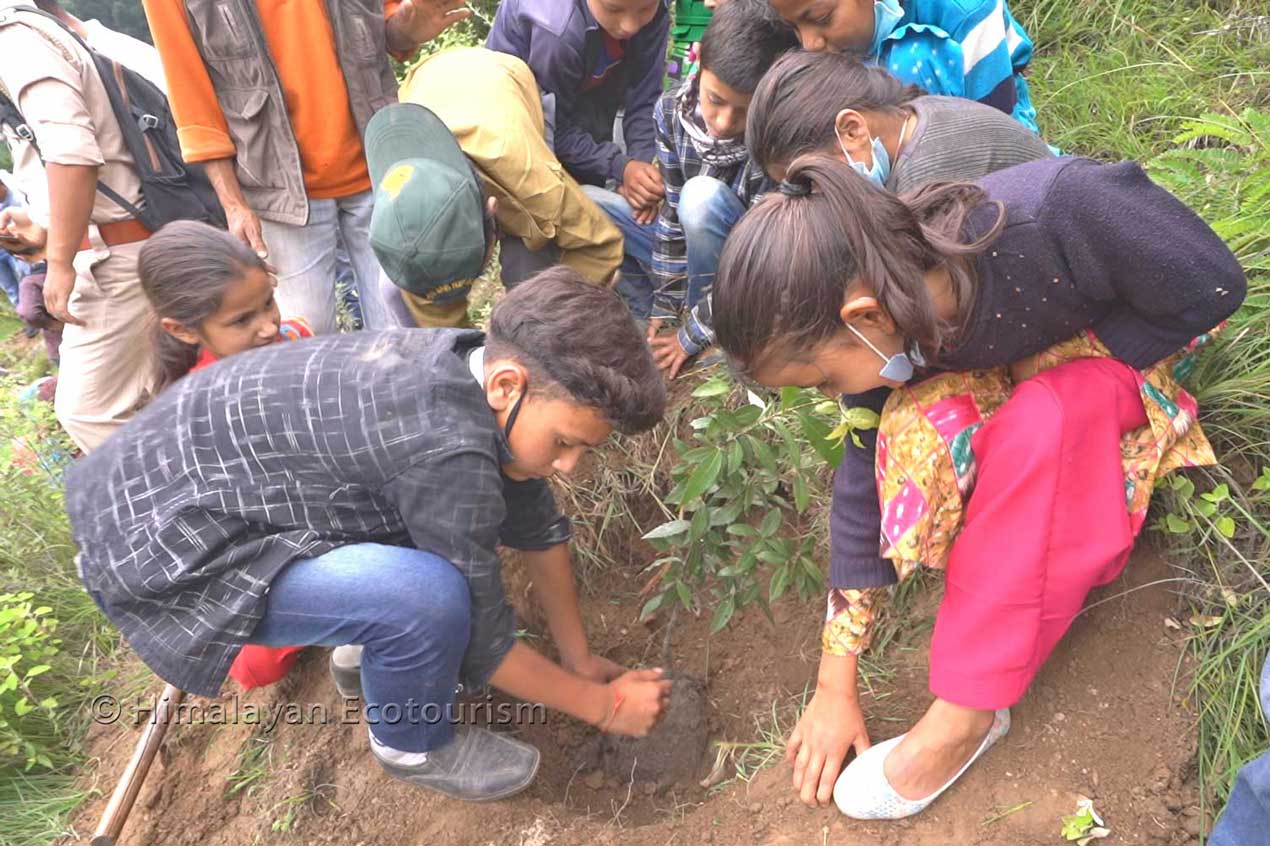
[390,46,624,327]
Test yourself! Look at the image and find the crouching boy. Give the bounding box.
[66,209,672,799]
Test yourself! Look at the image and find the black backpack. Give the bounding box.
[0,5,225,231]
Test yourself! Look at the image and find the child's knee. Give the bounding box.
[678,175,732,233]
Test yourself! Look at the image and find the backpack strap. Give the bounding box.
[0,4,146,221]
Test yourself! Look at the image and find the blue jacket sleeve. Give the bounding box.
[828,387,898,590]
[621,5,670,166]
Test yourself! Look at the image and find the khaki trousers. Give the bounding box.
[56,240,156,452]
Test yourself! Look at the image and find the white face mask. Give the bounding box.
[836,124,892,189]
[844,323,924,382]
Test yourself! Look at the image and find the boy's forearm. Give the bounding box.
[523,543,590,668]
[489,641,610,725]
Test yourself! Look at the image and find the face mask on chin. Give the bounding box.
[844,323,924,383]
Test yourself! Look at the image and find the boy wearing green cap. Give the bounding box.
[66,103,673,802]
[382,47,625,328]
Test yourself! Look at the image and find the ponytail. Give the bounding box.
[713,154,1005,370]
[747,51,923,174]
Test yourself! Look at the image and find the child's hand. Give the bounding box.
[632,204,659,225]
[649,327,694,380]
[599,668,672,736]
[564,653,626,684]
[786,685,872,807]
[622,160,665,209]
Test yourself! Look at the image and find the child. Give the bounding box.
[769,0,1041,133]
[138,220,314,689]
[711,155,1245,818]
[390,46,625,329]
[486,0,669,222]
[139,220,312,391]
[67,106,675,803]
[599,0,795,371]
[746,51,1053,190]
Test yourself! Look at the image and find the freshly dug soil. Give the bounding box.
[69,547,1208,846]
[599,672,709,787]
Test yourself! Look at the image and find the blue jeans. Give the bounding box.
[583,177,746,319]
[247,543,471,752]
[1209,656,1270,845]
[581,185,655,318]
[679,175,746,310]
[260,190,390,335]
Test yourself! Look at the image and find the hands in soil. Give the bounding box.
[787,687,872,807]
[602,668,673,737]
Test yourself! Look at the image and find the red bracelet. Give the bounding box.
[600,693,625,732]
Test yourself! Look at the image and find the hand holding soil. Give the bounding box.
[600,668,672,737]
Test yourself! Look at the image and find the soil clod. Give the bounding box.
[599,672,709,787]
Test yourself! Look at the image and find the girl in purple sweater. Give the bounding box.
[712,154,1244,819]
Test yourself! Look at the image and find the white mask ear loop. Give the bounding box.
[844,322,891,361]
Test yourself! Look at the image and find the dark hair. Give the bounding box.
[486,267,666,434]
[138,220,267,390]
[747,51,923,173]
[698,0,798,94]
[713,155,1005,371]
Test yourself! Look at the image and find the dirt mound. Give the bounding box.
[68,547,1206,846]
[597,672,710,788]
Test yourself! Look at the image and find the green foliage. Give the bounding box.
[639,377,854,631]
[1018,0,1270,161]
[0,593,61,771]
[60,0,152,44]
[1141,107,1270,809]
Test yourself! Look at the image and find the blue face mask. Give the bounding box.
[836,126,892,189]
[869,0,904,59]
[844,323,924,383]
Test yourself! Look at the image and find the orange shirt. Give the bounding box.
[142,0,402,199]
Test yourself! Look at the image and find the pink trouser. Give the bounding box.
[929,358,1149,709]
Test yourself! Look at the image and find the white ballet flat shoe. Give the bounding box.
[833,708,1011,820]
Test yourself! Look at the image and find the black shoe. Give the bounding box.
[372,726,540,802]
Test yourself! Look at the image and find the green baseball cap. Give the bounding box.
[365,103,487,302]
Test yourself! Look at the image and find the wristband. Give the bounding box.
[599,691,625,732]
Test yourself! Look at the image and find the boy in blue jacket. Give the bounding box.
[770,0,1040,132]
[487,0,669,211]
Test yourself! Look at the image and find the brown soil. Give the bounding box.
[69,542,1205,846]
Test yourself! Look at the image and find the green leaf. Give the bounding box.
[798,412,844,467]
[692,377,731,398]
[726,439,744,474]
[1201,483,1230,503]
[1216,515,1237,538]
[13,698,32,716]
[793,476,810,513]
[769,564,792,601]
[680,451,725,508]
[759,508,782,538]
[733,406,763,429]
[726,523,758,538]
[779,386,802,412]
[643,520,690,540]
[675,581,692,609]
[710,596,736,633]
[23,664,50,679]
[1165,513,1192,534]
[1174,475,1196,500]
[751,438,779,476]
[640,592,666,620]
[1252,469,1270,492]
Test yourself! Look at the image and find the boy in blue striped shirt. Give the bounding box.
[770,0,1040,132]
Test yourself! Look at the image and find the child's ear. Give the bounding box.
[159,317,202,348]
[484,359,528,412]
[840,295,898,336]
[833,108,873,158]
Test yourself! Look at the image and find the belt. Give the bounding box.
[79,218,152,252]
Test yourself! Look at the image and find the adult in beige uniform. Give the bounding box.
[0,1,155,451]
